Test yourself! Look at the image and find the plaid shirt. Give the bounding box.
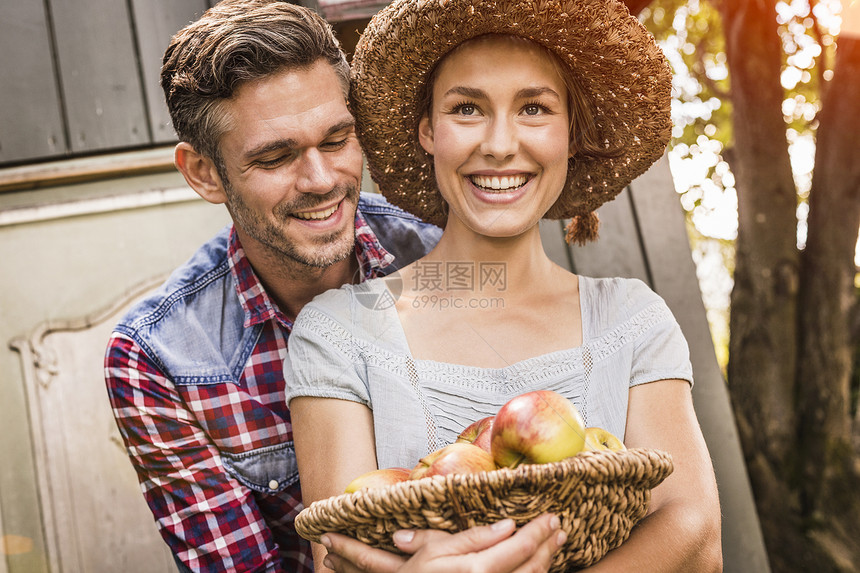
[106,212,399,572]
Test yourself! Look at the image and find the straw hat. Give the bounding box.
[350,0,672,243]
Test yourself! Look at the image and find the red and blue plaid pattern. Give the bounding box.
[106,215,391,572]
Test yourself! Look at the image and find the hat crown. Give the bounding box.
[351,0,672,239]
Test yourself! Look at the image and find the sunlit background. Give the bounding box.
[640,0,858,369]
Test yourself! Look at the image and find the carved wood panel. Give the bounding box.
[11,278,175,573]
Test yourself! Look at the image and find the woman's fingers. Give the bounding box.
[320,514,566,573]
[456,514,565,573]
[392,519,517,557]
[399,514,565,573]
[321,532,407,573]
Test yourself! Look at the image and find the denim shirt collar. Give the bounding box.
[227,209,395,329]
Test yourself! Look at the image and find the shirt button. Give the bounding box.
[268,480,279,490]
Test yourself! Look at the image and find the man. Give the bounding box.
[104,1,564,571]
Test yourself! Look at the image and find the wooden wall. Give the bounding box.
[0,0,212,165]
[0,0,391,168]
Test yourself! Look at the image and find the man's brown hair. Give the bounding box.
[161,0,349,173]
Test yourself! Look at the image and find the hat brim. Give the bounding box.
[351,0,672,228]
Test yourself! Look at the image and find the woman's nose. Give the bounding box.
[480,117,519,160]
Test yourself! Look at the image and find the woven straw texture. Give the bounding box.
[295,448,673,570]
[350,0,673,232]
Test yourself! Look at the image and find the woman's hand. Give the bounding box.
[319,513,566,573]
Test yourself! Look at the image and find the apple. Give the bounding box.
[583,427,627,452]
[455,416,495,453]
[491,390,586,468]
[344,467,411,493]
[409,443,497,480]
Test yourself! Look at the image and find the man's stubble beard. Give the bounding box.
[223,176,359,270]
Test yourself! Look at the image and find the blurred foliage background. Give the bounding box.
[633,2,860,570]
[642,0,851,372]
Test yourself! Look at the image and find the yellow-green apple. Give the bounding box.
[455,416,495,453]
[583,427,626,452]
[409,443,497,480]
[344,467,410,493]
[491,390,586,468]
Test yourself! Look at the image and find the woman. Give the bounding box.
[286,0,722,571]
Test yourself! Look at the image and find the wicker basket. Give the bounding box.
[295,448,673,570]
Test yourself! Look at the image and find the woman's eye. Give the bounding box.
[524,104,543,116]
[455,104,476,116]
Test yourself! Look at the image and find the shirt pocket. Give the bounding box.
[221,441,299,494]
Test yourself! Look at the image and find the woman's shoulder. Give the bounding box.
[581,276,668,329]
[297,278,385,323]
[582,275,662,305]
[293,278,405,349]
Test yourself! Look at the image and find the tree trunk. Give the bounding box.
[796,32,860,563]
[718,0,806,569]
[720,0,800,479]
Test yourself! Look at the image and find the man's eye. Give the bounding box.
[256,156,286,168]
[322,139,348,150]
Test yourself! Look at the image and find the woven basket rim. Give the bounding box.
[296,447,673,544]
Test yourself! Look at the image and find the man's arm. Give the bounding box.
[105,333,289,572]
[581,379,722,572]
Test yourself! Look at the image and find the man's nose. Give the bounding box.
[295,148,334,194]
[480,117,519,160]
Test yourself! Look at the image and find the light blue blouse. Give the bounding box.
[285,276,692,470]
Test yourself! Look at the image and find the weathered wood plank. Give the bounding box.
[568,187,651,284]
[131,0,209,144]
[0,146,175,194]
[0,1,66,164]
[48,0,150,153]
[539,219,574,272]
[629,155,771,572]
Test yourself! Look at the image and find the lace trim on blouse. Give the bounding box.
[297,299,673,385]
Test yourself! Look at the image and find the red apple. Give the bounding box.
[583,427,626,452]
[491,390,586,468]
[344,467,411,493]
[408,443,497,480]
[455,416,495,453]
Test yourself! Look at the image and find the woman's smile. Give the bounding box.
[418,35,572,238]
[468,173,532,192]
[466,171,534,205]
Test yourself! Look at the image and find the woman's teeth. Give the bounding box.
[293,202,339,220]
[470,174,528,192]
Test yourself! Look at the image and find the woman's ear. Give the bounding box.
[174,142,228,204]
[417,114,435,156]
